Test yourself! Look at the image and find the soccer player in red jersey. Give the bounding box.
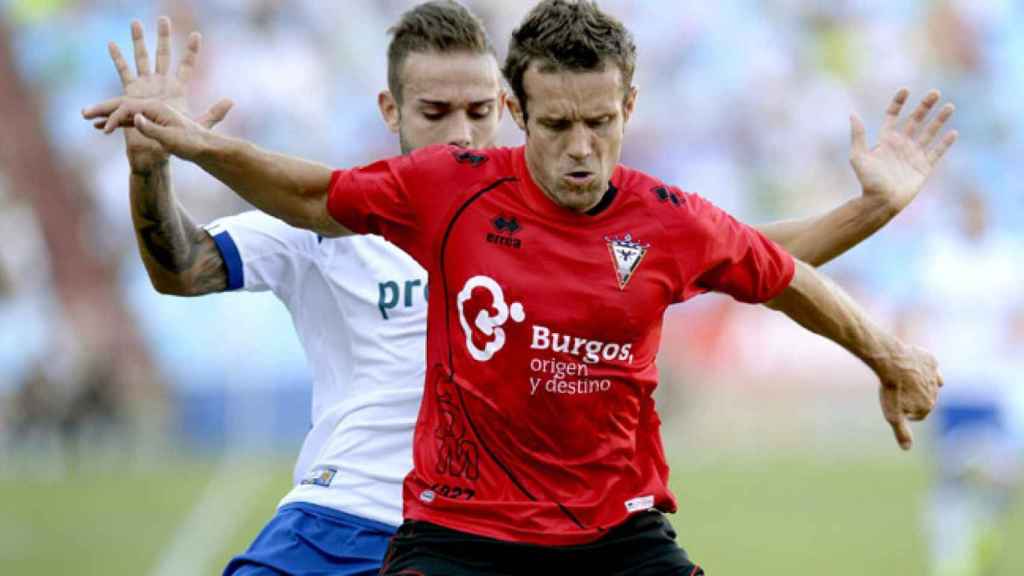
[87,1,957,573]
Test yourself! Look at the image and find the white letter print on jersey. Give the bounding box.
[456,275,525,361]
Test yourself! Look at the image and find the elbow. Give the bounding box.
[148,273,197,297]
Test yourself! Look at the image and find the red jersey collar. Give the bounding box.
[513,146,623,224]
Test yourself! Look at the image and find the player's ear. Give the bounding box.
[507,96,526,131]
[378,90,401,134]
[496,89,508,122]
[622,85,638,125]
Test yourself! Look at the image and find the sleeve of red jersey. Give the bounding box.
[326,144,456,266]
[670,189,795,304]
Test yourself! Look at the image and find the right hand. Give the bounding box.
[876,344,943,450]
[81,17,232,172]
[92,98,217,161]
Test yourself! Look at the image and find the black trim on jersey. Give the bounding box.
[584,181,618,216]
[438,176,589,531]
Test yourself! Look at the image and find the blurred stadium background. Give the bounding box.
[1,0,1023,574]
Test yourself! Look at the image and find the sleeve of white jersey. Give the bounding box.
[203,210,318,298]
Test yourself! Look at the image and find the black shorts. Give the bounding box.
[380,510,704,576]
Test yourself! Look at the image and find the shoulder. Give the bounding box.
[614,164,706,227]
[394,145,515,180]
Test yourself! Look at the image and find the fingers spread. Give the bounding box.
[131,20,151,77]
[155,16,172,75]
[198,98,234,128]
[177,32,202,84]
[904,89,940,137]
[104,104,136,133]
[108,42,133,86]
[850,113,868,155]
[82,97,124,119]
[918,103,955,148]
[927,130,959,165]
[882,88,910,133]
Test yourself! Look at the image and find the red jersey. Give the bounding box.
[327,145,794,546]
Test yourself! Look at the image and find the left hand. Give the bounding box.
[850,88,958,213]
[81,17,232,171]
[874,342,943,451]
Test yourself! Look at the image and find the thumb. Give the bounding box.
[133,113,175,147]
[889,414,914,451]
[850,113,868,155]
[196,98,234,129]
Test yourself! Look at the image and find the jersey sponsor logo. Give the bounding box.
[530,325,634,364]
[457,275,526,361]
[527,326,635,396]
[606,234,649,290]
[378,278,428,320]
[486,214,522,249]
[300,467,337,487]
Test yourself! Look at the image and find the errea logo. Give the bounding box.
[486,214,522,249]
[457,276,525,361]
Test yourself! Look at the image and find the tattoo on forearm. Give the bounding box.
[189,232,228,294]
[132,170,227,294]
[135,170,200,273]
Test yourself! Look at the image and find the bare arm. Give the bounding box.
[755,196,897,267]
[756,89,958,267]
[191,131,342,237]
[130,164,226,295]
[766,259,942,450]
[85,18,236,295]
[88,98,346,239]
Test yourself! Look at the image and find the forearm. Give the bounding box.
[756,195,898,267]
[194,132,344,236]
[766,259,901,373]
[130,164,226,295]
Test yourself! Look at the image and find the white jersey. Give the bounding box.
[205,210,426,527]
[916,231,1022,405]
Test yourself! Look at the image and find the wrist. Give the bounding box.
[130,158,169,177]
[863,333,906,381]
[860,189,903,221]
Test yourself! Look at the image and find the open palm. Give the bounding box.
[85,18,231,173]
[850,89,958,212]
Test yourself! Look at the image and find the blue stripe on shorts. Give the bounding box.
[223,502,397,576]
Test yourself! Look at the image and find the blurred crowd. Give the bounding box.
[1,0,1022,455]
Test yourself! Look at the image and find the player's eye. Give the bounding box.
[422,110,446,121]
[586,116,613,128]
[541,119,570,131]
[469,106,492,120]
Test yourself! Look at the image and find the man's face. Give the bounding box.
[380,51,504,153]
[512,61,636,213]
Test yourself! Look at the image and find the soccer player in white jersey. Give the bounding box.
[86,1,956,574]
[912,191,1024,576]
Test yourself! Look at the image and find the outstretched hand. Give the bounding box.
[90,98,217,161]
[850,88,958,214]
[81,17,232,171]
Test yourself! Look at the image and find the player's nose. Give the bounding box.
[566,124,592,160]
[446,115,473,149]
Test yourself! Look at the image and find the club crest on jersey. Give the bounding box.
[300,467,337,487]
[605,234,648,290]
